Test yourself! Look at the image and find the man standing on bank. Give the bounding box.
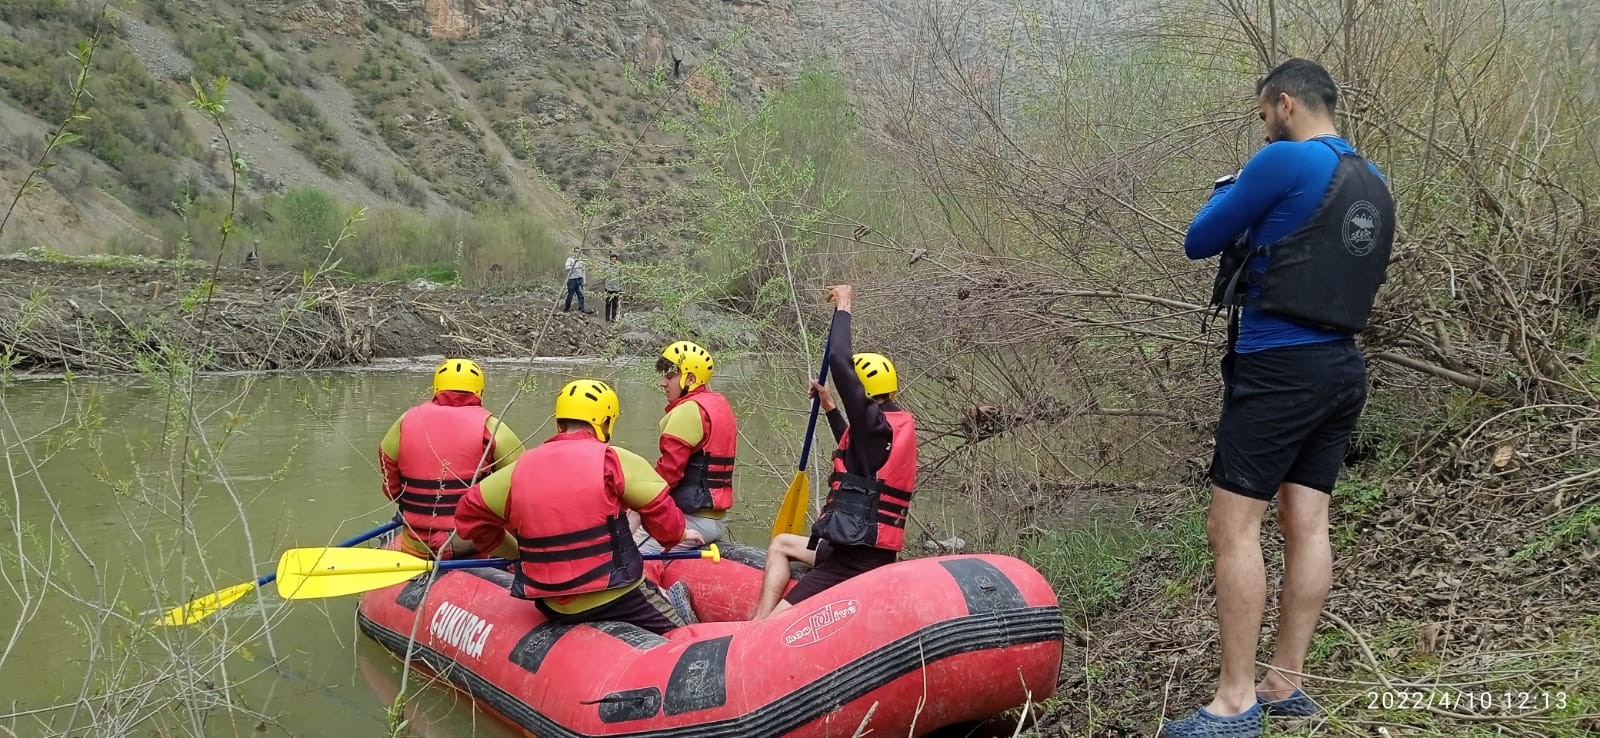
[1159,58,1395,737]
[563,246,587,314]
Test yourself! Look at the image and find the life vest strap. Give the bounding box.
[398,475,478,491]
[515,519,614,549]
[876,497,910,517]
[518,559,617,591]
[397,498,461,516]
[516,538,615,563]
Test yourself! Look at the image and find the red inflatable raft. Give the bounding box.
[355,542,1064,737]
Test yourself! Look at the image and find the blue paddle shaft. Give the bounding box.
[254,519,404,587]
[439,549,706,571]
[797,315,837,471]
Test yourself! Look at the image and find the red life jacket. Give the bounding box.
[665,388,738,514]
[812,410,918,552]
[396,401,494,550]
[505,435,641,600]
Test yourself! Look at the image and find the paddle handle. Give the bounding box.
[797,313,837,471]
[437,547,712,572]
[256,519,404,586]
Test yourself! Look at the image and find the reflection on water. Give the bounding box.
[0,355,981,736]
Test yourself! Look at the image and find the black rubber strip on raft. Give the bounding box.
[938,559,1027,614]
[357,605,1063,738]
[590,687,664,724]
[509,621,668,675]
[397,565,515,611]
[508,622,578,673]
[663,635,732,716]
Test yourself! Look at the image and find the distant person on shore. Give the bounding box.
[563,246,587,313]
[378,358,523,559]
[1159,58,1394,738]
[603,252,624,322]
[751,285,918,620]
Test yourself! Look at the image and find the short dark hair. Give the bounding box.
[1256,58,1337,114]
[654,356,676,374]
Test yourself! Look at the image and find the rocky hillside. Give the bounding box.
[0,0,855,259]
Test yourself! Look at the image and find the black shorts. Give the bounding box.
[782,539,896,606]
[535,581,685,635]
[1209,339,1368,501]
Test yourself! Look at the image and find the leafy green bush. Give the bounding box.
[268,187,345,261]
[178,23,279,94]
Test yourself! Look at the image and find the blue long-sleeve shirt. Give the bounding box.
[1184,136,1380,353]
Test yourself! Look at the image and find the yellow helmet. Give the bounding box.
[660,340,714,390]
[433,358,485,396]
[852,352,898,398]
[555,379,621,441]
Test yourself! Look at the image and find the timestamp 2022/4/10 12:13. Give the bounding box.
[1366,690,1569,713]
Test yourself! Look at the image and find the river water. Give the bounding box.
[0,356,984,737]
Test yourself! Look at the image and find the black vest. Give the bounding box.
[1211,139,1396,334]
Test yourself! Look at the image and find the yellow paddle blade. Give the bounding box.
[275,547,437,601]
[771,470,811,538]
[154,581,259,626]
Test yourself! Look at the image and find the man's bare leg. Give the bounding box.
[751,534,814,620]
[1259,482,1331,698]
[1205,486,1269,717]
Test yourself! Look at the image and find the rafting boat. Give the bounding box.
[355,541,1064,737]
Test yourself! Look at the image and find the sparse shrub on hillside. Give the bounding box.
[41,153,93,195]
[0,0,99,26]
[273,88,321,126]
[119,151,186,213]
[0,7,200,215]
[355,161,399,199]
[180,24,277,93]
[272,88,349,177]
[393,166,428,207]
[459,54,488,82]
[6,132,46,163]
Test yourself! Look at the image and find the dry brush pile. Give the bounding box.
[0,258,617,373]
